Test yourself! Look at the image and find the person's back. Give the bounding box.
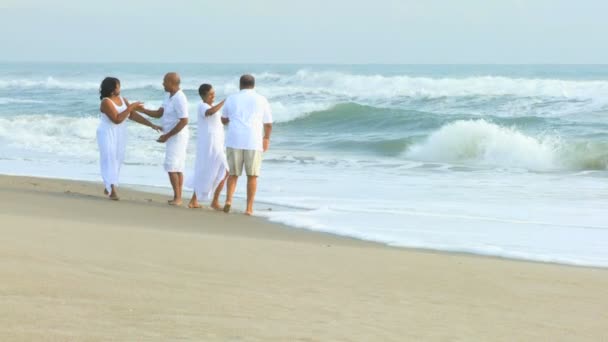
[223,89,271,151]
[221,74,273,215]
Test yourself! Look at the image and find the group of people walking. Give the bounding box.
[96,73,273,215]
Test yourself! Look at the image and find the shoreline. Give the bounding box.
[1,174,607,340]
[2,172,605,270]
[0,174,381,248]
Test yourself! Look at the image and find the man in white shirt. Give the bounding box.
[221,74,273,215]
[137,72,189,205]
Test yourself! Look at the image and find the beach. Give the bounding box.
[2,63,608,267]
[1,175,607,341]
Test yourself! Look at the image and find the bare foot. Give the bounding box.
[223,203,231,213]
[210,202,222,210]
[188,201,202,209]
[168,200,182,206]
[109,193,120,201]
[244,210,253,216]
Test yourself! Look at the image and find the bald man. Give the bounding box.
[138,72,190,205]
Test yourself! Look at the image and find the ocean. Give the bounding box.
[1,63,607,267]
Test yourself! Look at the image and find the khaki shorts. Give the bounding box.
[226,148,263,177]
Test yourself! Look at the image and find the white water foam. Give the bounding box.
[1,114,605,172]
[265,70,608,99]
[404,119,608,171]
[255,164,608,268]
[257,71,608,121]
[4,70,607,105]
[0,97,44,104]
[406,120,561,170]
[3,71,607,126]
[0,77,100,90]
[0,115,167,165]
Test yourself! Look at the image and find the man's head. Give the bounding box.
[163,72,181,93]
[239,74,255,90]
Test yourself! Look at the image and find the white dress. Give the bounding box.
[187,102,228,199]
[96,97,128,194]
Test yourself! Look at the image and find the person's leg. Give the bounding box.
[243,150,263,215]
[211,172,228,210]
[188,192,201,208]
[168,172,182,205]
[224,175,238,212]
[109,184,119,200]
[177,172,184,202]
[245,176,257,215]
[224,148,243,213]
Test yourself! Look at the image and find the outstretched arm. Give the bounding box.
[130,112,162,132]
[124,98,161,131]
[205,99,225,116]
[157,118,188,143]
[138,106,164,118]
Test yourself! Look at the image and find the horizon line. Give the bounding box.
[1,61,607,66]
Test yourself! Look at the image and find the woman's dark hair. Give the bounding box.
[198,83,213,98]
[99,77,120,100]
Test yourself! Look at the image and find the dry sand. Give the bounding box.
[0,175,607,341]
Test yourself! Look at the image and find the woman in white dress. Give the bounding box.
[97,77,161,200]
[188,84,229,209]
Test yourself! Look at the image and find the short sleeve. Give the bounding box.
[221,96,232,119]
[262,97,272,124]
[174,93,188,119]
[198,102,211,119]
[160,94,168,108]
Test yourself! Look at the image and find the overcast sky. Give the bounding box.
[0,0,606,64]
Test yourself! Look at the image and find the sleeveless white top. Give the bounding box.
[100,97,128,125]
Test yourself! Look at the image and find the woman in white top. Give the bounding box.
[97,77,161,200]
[187,84,229,209]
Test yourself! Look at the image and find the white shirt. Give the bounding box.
[198,102,224,134]
[222,89,273,151]
[160,89,188,133]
